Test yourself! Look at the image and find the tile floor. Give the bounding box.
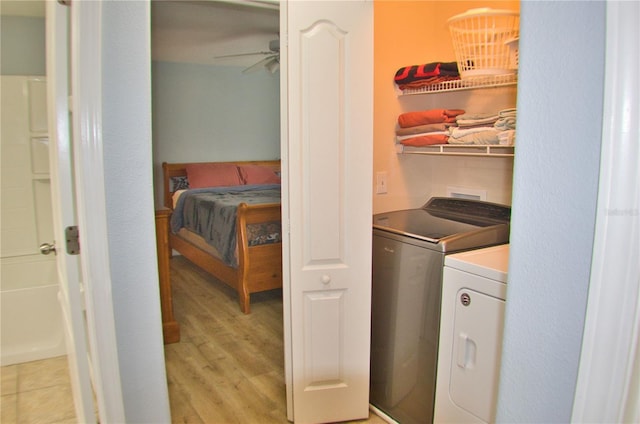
[1,355,76,424]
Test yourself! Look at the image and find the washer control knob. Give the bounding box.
[460,292,471,306]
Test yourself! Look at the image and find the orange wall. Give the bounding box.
[375,1,519,67]
[373,1,520,213]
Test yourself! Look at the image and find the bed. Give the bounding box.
[161,160,283,314]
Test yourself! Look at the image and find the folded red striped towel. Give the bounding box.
[394,62,459,85]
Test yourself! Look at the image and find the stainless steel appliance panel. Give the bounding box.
[370,230,444,424]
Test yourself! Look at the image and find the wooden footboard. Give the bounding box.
[237,203,283,313]
[155,208,180,343]
[167,206,283,313]
[161,160,282,314]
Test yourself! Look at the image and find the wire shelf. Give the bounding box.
[396,143,514,157]
[399,73,517,96]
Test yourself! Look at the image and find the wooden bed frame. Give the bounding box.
[162,160,283,314]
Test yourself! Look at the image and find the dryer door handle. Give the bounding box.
[456,333,477,369]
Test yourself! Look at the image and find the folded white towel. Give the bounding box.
[498,108,517,117]
[449,126,496,139]
[448,129,500,145]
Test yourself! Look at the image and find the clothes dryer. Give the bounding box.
[434,244,510,423]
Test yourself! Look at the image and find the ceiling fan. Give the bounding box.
[215,39,280,74]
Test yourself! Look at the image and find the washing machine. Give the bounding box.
[434,244,510,423]
[370,198,510,424]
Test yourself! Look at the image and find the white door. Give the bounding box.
[45,3,96,422]
[0,75,66,366]
[281,1,373,422]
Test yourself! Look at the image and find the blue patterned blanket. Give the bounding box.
[170,184,281,267]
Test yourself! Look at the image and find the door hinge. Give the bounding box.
[65,226,80,255]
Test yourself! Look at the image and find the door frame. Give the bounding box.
[279,1,293,419]
[571,2,640,422]
[68,2,126,421]
[45,2,96,421]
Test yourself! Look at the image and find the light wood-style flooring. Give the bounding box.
[166,255,289,423]
[167,255,386,423]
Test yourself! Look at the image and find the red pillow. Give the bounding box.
[185,163,243,188]
[238,165,281,185]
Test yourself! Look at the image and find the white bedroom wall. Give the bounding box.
[151,61,280,206]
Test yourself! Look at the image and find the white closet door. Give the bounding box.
[282,1,373,422]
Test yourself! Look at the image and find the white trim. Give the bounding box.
[369,404,399,424]
[572,2,640,422]
[70,3,125,422]
[279,0,294,420]
[45,2,96,421]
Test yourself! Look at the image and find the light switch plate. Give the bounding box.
[376,172,388,194]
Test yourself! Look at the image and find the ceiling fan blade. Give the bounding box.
[214,51,272,60]
[242,54,277,74]
[265,56,280,73]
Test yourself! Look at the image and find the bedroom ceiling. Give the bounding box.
[151,0,280,67]
[0,0,279,68]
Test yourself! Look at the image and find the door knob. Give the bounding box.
[39,242,56,255]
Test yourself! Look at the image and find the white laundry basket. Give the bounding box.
[505,37,520,70]
[448,8,520,78]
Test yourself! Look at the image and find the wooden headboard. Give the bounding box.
[162,160,281,209]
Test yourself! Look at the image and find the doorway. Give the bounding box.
[149,1,284,421]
